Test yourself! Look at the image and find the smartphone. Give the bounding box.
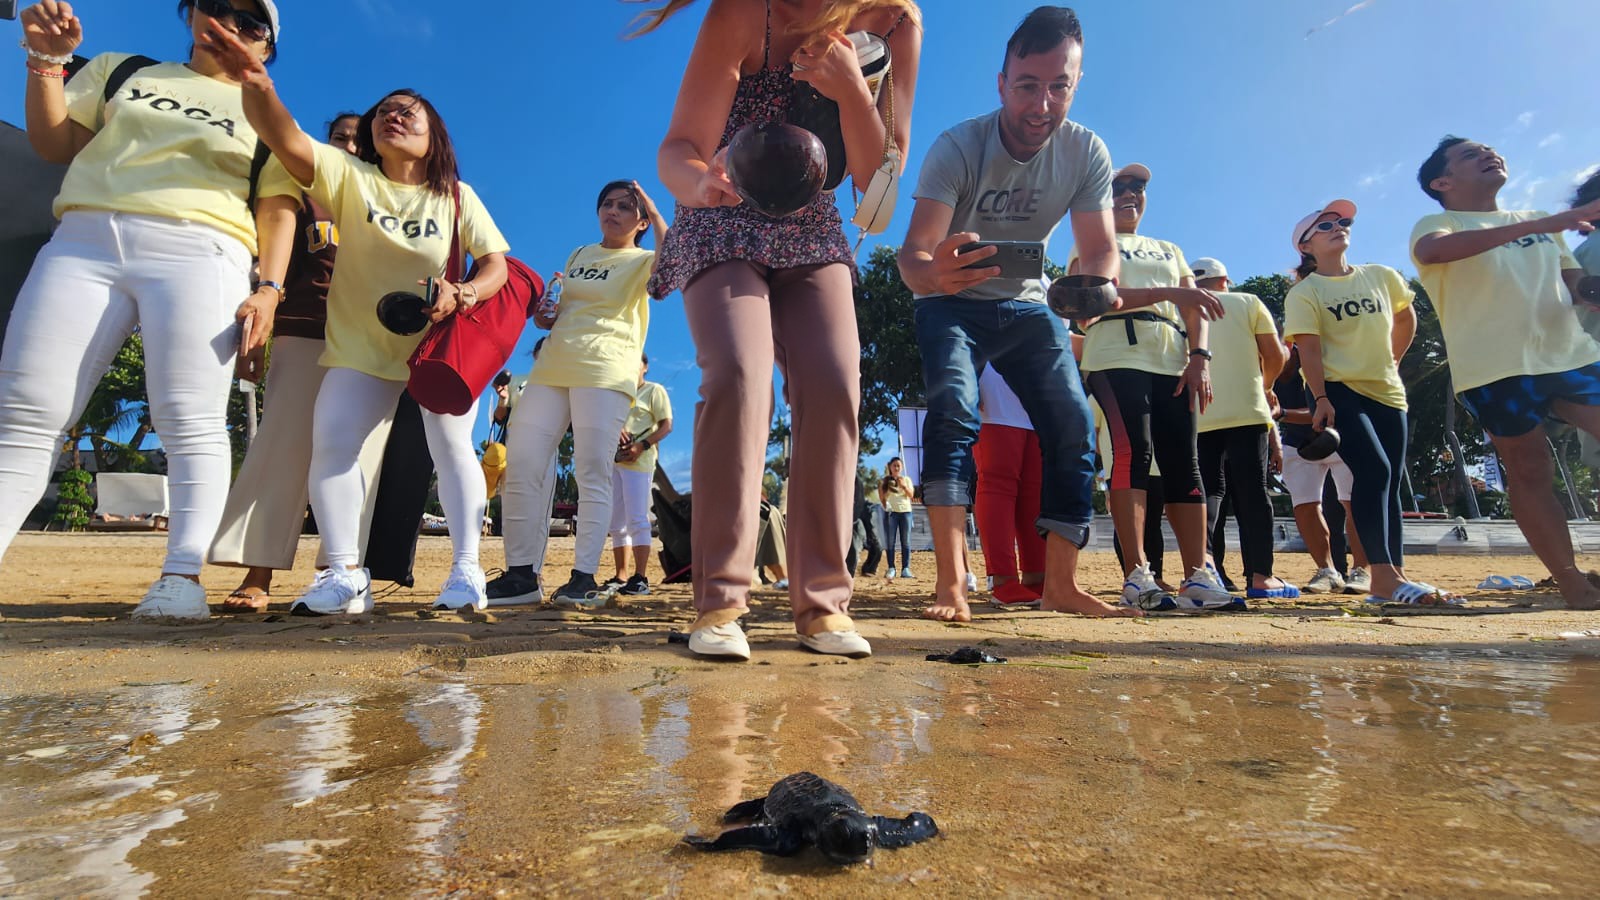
[0,2,19,21]
[960,240,1046,280]
[423,277,439,307]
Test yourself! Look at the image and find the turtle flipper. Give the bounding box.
[721,796,768,823]
[872,812,939,848]
[683,824,804,856]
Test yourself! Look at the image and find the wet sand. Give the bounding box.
[2,533,1598,896]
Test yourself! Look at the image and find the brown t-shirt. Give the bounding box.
[274,196,337,340]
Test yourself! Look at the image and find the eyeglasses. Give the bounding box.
[1112,179,1147,196]
[196,0,272,44]
[1005,77,1075,103]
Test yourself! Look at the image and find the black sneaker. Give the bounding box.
[552,569,604,610]
[619,573,651,596]
[484,569,542,608]
[603,576,625,587]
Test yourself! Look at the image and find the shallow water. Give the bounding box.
[2,653,1598,897]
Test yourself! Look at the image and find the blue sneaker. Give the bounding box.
[900,566,913,579]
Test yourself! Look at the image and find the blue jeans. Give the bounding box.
[883,509,912,569]
[913,298,1097,547]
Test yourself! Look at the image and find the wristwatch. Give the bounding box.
[1189,348,1213,361]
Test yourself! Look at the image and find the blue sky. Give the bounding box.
[6,0,1596,488]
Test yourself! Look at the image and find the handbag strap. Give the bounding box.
[446,181,464,283]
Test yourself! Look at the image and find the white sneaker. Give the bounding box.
[965,572,979,593]
[432,565,487,611]
[688,621,751,660]
[1179,566,1246,611]
[131,575,211,622]
[1344,567,1372,594]
[798,630,873,659]
[886,569,897,580]
[1121,563,1176,611]
[291,567,373,617]
[1304,567,1346,594]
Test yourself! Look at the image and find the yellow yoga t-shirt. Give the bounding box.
[1071,234,1191,376]
[1283,264,1412,410]
[1409,210,1600,392]
[260,143,510,382]
[1198,292,1278,432]
[882,477,914,513]
[529,245,656,396]
[58,53,263,253]
[619,380,673,474]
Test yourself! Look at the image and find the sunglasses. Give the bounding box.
[196,0,272,44]
[1112,179,1147,196]
[1304,217,1354,240]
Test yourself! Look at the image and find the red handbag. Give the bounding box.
[406,185,544,416]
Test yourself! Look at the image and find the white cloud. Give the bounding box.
[1513,111,1535,132]
[1356,162,1403,190]
[1537,133,1562,149]
[350,0,434,39]
[1305,1,1378,38]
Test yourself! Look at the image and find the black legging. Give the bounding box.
[363,391,433,586]
[1111,473,1167,579]
[1323,382,1406,567]
[1199,424,1275,582]
[1086,368,1203,502]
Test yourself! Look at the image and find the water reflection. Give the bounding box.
[0,656,1596,895]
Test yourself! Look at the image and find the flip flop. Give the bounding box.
[221,588,270,612]
[1509,576,1535,590]
[1476,574,1517,590]
[1247,583,1302,599]
[1367,581,1464,608]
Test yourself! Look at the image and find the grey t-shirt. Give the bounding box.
[911,110,1113,302]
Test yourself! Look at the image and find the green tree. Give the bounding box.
[1233,273,1292,322]
[854,244,924,455]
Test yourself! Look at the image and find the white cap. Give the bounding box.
[1113,162,1152,183]
[1191,257,1227,281]
[255,1,281,42]
[1291,199,1357,254]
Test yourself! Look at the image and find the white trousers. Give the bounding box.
[309,367,483,571]
[0,211,246,575]
[502,384,631,574]
[609,465,654,548]
[208,336,390,570]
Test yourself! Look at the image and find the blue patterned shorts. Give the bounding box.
[1457,362,1600,437]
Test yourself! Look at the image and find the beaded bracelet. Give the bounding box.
[19,39,75,67]
[27,65,67,78]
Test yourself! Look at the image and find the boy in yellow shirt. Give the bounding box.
[1411,136,1600,610]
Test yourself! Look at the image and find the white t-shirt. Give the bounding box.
[978,365,1033,430]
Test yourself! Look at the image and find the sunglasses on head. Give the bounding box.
[1112,178,1147,196]
[196,0,272,44]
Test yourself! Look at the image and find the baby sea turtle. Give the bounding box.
[926,646,1007,664]
[683,772,938,865]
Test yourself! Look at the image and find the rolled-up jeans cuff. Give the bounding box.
[922,479,970,508]
[1036,516,1090,549]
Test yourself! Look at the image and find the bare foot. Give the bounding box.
[1041,589,1144,617]
[922,595,972,623]
[220,586,270,613]
[1555,568,1600,610]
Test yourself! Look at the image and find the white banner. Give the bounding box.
[1481,451,1504,493]
[895,406,928,487]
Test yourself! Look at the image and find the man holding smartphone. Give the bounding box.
[897,6,1144,621]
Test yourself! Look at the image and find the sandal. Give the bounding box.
[220,587,271,613]
[1368,581,1463,608]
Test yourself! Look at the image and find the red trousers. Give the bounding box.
[973,423,1045,580]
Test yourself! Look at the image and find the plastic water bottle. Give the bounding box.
[539,272,563,319]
